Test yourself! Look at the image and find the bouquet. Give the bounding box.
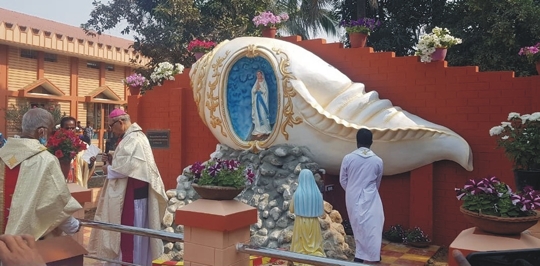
[150,62,185,86]
[489,112,540,170]
[187,158,255,189]
[518,43,540,64]
[339,18,381,35]
[122,73,148,88]
[187,40,216,53]
[415,27,462,63]
[253,11,289,28]
[46,128,88,162]
[455,176,540,217]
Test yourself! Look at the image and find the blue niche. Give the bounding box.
[227,56,278,141]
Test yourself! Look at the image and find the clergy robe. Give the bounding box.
[0,138,82,239]
[339,147,384,262]
[73,148,96,189]
[89,123,168,265]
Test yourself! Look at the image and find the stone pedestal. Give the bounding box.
[175,199,257,266]
[448,227,540,266]
[68,183,92,245]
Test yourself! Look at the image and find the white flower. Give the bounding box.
[521,114,531,122]
[501,135,509,140]
[530,112,540,121]
[489,126,504,136]
[508,112,520,120]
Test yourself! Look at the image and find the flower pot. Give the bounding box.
[349,33,368,48]
[129,86,141,96]
[460,206,540,235]
[431,48,447,61]
[408,241,431,248]
[192,183,245,200]
[262,27,277,38]
[514,169,540,192]
[536,61,540,75]
[194,52,204,60]
[59,160,71,181]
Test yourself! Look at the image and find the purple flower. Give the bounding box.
[189,162,204,178]
[245,168,255,184]
[207,163,221,177]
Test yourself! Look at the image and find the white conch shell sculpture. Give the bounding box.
[190,37,473,175]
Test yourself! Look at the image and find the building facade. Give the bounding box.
[0,8,146,149]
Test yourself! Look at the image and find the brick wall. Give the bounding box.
[132,36,540,246]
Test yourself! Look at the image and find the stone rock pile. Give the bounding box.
[159,144,353,261]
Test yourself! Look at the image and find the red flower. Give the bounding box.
[55,150,64,159]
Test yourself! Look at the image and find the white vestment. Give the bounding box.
[251,78,272,135]
[88,123,168,265]
[339,147,384,261]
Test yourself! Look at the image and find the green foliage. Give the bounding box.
[403,227,430,244]
[383,224,405,243]
[4,102,65,132]
[462,183,522,217]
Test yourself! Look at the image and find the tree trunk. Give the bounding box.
[356,0,366,19]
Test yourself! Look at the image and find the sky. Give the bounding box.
[0,0,340,42]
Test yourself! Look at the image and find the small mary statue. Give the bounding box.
[289,169,326,261]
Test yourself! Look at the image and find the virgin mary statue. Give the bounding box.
[251,70,272,138]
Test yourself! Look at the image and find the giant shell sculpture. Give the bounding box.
[189,37,473,175]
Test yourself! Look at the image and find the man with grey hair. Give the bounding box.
[89,108,167,265]
[0,108,82,239]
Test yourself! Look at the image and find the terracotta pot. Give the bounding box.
[262,27,277,38]
[194,52,204,60]
[349,32,368,48]
[536,61,540,75]
[431,48,447,61]
[129,86,141,96]
[59,160,71,181]
[460,206,540,235]
[514,169,540,192]
[192,183,245,200]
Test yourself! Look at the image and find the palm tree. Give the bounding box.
[273,0,339,39]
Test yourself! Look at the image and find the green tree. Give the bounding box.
[273,0,339,39]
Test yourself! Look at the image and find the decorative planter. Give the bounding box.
[262,27,277,38]
[129,86,142,96]
[460,206,540,235]
[349,32,368,48]
[514,169,540,191]
[408,241,431,248]
[192,183,245,200]
[59,160,71,181]
[431,48,447,61]
[194,52,205,60]
[536,61,540,75]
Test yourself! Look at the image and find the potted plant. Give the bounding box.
[339,18,381,48]
[415,27,462,62]
[403,227,431,247]
[383,224,405,243]
[518,43,540,74]
[46,128,88,180]
[252,11,289,38]
[149,62,185,86]
[122,73,148,96]
[187,158,255,200]
[188,39,217,60]
[455,176,540,235]
[490,112,540,190]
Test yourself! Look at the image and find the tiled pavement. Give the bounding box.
[81,227,440,265]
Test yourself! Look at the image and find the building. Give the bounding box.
[0,8,145,149]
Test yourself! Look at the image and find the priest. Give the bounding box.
[89,108,167,265]
[0,108,82,239]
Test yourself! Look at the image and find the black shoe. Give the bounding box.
[354,257,364,263]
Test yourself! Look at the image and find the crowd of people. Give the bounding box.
[0,109,479,265]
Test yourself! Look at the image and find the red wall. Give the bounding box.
[131,36,540,246]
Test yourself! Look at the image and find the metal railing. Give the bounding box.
[79,219,367,266]
[236,243,368,266]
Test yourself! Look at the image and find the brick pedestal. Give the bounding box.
[448,227,540,266]
[175,199,257,266]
